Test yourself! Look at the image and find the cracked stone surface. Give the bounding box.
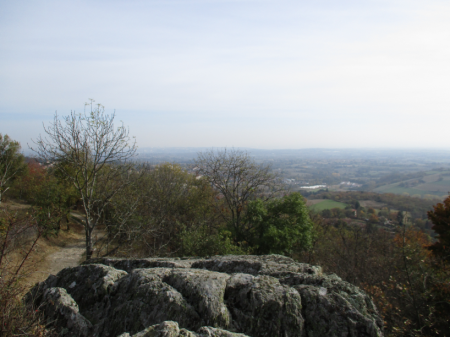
[26,255,384,337]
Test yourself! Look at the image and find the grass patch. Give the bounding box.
[309,199,348,211]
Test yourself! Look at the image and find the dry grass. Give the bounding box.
[1,201,86,291]
[0,208,47,336]
[0,199,31,210]
[0,204,88,336]
[18,223,85,290]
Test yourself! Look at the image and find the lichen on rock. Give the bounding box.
[41,287,92,337]
[27,255,384,337]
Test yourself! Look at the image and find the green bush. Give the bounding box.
[244,193,313,255]
[179,224,246,257]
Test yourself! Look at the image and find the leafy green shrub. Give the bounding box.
[244,193,313,255]
[179,224,246,257]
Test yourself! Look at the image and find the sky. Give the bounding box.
[1,0,450,150]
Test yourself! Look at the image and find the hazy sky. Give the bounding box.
[1,0,449,149]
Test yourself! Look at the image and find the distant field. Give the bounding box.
[373,171,450,200]
[306,199,324,206]
[430,180,450,186]
[374,176,449,198]
[425,171,442,175]
[308,199,348,211]
[359,200,387,209]
[423,174,440,182]
[375,185,439,197]
[375,184,426,195]
[417,183,450,193]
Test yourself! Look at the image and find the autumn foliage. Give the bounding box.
[300,214,450,336]
[427,195,450,262]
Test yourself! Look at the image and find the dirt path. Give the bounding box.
[44,225,105,276]
[45,233,86,275]
[1,201,106,288]
[25,211,107,287]
[20,224,107,292]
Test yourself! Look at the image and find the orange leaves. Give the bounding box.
[427,195,450,262]
[361,283,391,316]
[27,160,45,177]
[393,227,431,248]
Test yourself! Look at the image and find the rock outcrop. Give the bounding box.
[26,255,383,337]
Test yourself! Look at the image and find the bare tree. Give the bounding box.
[31,100,137,260]
[0,134,26,204]
[194,148,282,242]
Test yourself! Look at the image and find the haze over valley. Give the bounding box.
[1,1,450,335]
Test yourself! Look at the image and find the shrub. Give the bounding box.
[179,223,246,257]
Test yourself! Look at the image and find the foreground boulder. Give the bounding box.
[26,255,383,337]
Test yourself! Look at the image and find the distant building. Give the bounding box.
[340,181,362,188]
[300,184,327,189]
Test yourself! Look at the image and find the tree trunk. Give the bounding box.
[65,213,70,231]
[85,226,94,260]
[235,211,244,242]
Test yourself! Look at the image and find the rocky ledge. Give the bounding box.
[26,255,384,337]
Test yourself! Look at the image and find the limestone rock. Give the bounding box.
[100,268,201,335]
[225,273,303,336]
[41,287,92,337]
[197,325,249,337]
[117,321,250,337]
[280,273,383,337]
[27,255,383,337]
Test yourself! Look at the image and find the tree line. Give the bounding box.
[1,101,314,261]
[1,101,449,336]
[299,202,450,336]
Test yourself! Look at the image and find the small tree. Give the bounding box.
[0,134,27,204]
[32,100,137,260]
[427,195,450,262]
[244,193,313,255]
[194,148,281,242]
